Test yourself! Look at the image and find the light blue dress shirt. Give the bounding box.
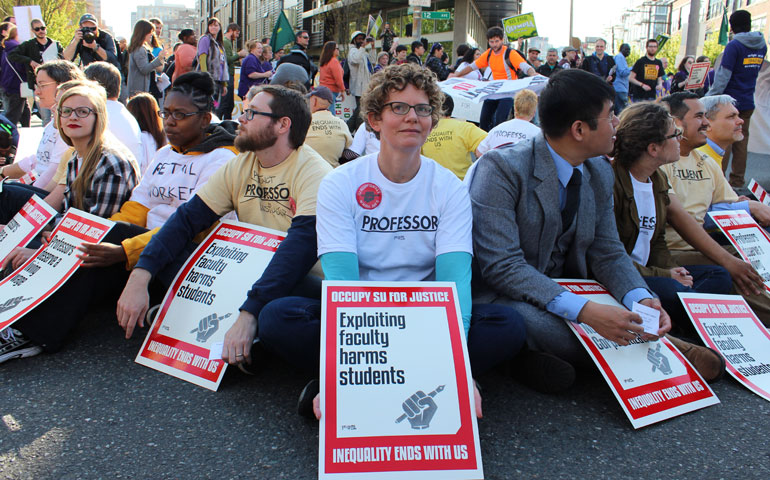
[544,142,651,322]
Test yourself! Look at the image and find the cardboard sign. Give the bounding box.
[557,279,719,429]
[319,281,483,480]
[0,209,113,331]
[335,94,357,121]
[13,5,43,42]
[685,62,711,90]
[448,95,483,123]
[502,13,538,42]
[439,76,548,104]
[707,210,770,291]
[748,179,770,206]
[679,293,770,402]
[135,220,285,391]
[0,196,57,267]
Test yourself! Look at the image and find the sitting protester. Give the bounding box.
[303,86,352,167]
[115,85,332,376]
[0,73,236,363]
[126,92,167,175]
[277,63,527,419]
[611,102,732,334]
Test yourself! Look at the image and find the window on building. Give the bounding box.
[707,0,722,19]
[752,15,766,34]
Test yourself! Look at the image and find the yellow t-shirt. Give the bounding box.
[421,118,487,179]
[660,150,739,251]
[304,110,353,168]
[196,144,333,232]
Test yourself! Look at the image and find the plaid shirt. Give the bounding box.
[64,149,138,218]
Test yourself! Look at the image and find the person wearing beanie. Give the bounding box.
[706,9,768,189]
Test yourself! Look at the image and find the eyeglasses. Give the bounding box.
[158,110,205,120]
[59,106,94,118]
[300,35,309,39]
[383,102,434,117]
[33,26,46,32]
[35,81,56,89]
[242,108,280,121]
[665,127,684,140]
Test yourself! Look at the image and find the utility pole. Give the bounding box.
[569,0,574,44]
[685,0,701,56]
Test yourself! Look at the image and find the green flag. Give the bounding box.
[271,11,295,53]
[718,1,729,46]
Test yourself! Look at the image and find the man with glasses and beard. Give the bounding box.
[117,85,332,372]
[62,13,120,70]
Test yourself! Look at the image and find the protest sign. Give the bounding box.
[0,209,113,331]
[0,196,57,268]
[135,220,285,391]
[685,62,711,90]
[679,293,770,402]
[439,76,548,104]
[335,95,357,121]
[319,281,483,480]
[557,279,719,429]
[748,179,770,206]
[502,13,538,42]
[707,210,770,290]
[13,5,42,41]
[449,95,482,123]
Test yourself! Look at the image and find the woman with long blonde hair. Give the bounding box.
[58,82,138,217]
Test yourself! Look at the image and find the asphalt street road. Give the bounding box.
[2,153,770,480]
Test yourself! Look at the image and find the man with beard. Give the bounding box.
[117,85,332,370]
[629,38,663,101]
[537,48,563,77]
[658,92,770,325]
[346,31,376,131]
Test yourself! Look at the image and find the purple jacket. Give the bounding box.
[0,39,26,93]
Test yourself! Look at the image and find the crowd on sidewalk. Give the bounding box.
[0,7,768,435]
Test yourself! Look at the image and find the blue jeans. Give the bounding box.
[643,264,733,334]
[258,298,526,376]
[329,92,338,115]
[614,91,629,115]
[479,97,513,132]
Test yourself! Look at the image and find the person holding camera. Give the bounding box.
[62,13,120,70]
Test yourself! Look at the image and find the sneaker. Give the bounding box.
[666,334,725,383]
[297,379,319,419]
[512,349,576,394]
[0,328,42,364]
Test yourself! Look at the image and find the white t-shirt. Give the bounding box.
[129,145,236,229]
[106,100,144,174]
[317,153,472,281]
[139,131,159,175]
[349,122,380,156]
[16,121,70,188]
[630,173,656,267]
[476,118,541,155]
[457,61,482,80]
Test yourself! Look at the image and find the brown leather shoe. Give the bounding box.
[666,335,725,383]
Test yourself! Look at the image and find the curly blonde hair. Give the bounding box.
[361,63,443,139]
[611,102,674,168]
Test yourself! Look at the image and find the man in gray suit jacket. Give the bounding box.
[470,69,681,392]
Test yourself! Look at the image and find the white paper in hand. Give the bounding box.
[208,342,224,361]
[632,301,660,335]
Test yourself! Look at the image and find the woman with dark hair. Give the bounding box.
[455,47,481,80]
[0,26,31,127]
[196,18,228,103]
[0,72,238,364]
[127,92,167,174]
[670,55,695,93]
[425,42,450,81]
[266,63,526,418]
[127,19,168,99]
[612,102,732,338]
[238,40,272,99]
[318,41,345,112]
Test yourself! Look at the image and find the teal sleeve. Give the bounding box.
[320,252,360,281]
[435,252,472,338]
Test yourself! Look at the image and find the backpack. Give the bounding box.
[485,46,518,79]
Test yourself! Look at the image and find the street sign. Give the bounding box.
[408,0,431,7]
[421,11,451,20]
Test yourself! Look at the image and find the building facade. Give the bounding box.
[132,0,198,46]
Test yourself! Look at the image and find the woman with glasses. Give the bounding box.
[611,102,732,332]
[0,73,237,363]
[263,64,526,419]
[127,19,168,100]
